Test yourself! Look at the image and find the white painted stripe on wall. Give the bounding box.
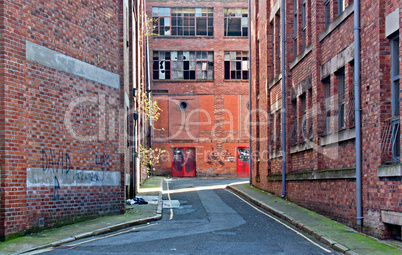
[26,40,120,89]
[27,168,121,187]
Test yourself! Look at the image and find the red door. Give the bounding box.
[236,147,250,178]
[172,148,196,177]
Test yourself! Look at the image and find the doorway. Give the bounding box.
[172,148,196,177]
[236,147,249,178]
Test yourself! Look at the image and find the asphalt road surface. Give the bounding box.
[35,178,339,255]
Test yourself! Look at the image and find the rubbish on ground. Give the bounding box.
[126,197,148,205]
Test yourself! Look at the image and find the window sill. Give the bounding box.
[269,73,282,89]
[290,44,312,70]
[269,150,283,160]
[223,79,249,82]
[378,163,402,177]
[319,3,354,42]
[381,210,402,225]
[153,79,215,83]
[224,36,248,39]
[152,35,214,39]
[320,128,355,147]
[290,141,314,154]
[266,167,356,182]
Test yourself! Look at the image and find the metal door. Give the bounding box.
[172,148,196,177]
[236,147,249,178]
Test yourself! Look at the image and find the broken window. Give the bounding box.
[153,7,213,36]
[224,51,249,80]
[224,8,248,37]
[153,51,213,80]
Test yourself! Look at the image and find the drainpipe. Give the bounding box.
[145,14,152,149]
[248,0,253,184]
[281,0,286,198]
[354,0,363,227]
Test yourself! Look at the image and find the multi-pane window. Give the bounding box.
[224,52,249,80]
[293,0,298,57]
[153,51,214,80]
[337,69,345,129]
[324,0,330,28]
[324,78,331,134]
[302,0,307,50]
[391,34,400,160]
[224,8,248,37]
[152,7,213,36]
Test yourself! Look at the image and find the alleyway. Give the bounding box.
[37,179,338,255]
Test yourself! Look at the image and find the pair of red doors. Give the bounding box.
[172,147,250,178]
[172,148,196,177]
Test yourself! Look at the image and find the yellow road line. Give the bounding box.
[166,180,174,220]
[225,189,332,253]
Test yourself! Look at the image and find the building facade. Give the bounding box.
[250,0,401,239]
[147,0,250,177]
[0,0,147,240]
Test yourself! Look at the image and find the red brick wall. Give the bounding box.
[251,0,402,239]
[0,0,129,240]
[148,0,249,177]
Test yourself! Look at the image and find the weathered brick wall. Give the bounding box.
[251,0,402,239]
[148,0,249,177]
[0,0,127,239]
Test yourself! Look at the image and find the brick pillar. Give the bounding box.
[0,0,28,239]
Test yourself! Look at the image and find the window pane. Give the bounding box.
[242,17,248,27]
[228,19,241,36]
[196,18,207,35]
[152,7,159,17]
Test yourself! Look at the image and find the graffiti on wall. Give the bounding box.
[95,152,110,170]
[28,149,120,201]
[206,149,234,166]
[42,149,71,174]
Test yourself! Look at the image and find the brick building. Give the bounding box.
[147,0,250,177]
[250,0,402,239]
[0,0,147,240]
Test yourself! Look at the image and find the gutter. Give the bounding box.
[354,0,363,227]
[281,0,287,198]
[248,0,253,184]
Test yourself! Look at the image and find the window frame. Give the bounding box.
[293,0,298,58]
[324,0,330,29]
[152,7,214,37]
[302,0,307,50]
[324,77,331,134]
[224,8,248,37]
[390,34,400,160]
[153,51,214,81]
[337,0,344,15]
[337,68,346,130]
[224,51,249,80]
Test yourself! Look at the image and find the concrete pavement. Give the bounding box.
[0,177,400,254]
[228,183,402,255]
[0,177,164,255]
